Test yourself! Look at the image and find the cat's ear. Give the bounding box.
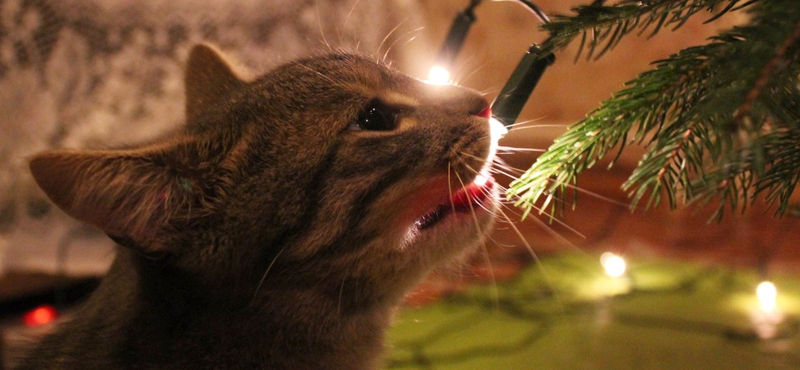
[29,141,215,254]
[185,44,246,125]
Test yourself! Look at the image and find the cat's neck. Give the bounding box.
[61,249,393,369]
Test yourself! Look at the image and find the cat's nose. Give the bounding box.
[466,95,490,118]
[475,106,491,119]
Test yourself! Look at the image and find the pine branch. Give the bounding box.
[509,0,800,219]
[541,0,758,60]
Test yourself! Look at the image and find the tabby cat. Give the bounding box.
[17,44,498,369]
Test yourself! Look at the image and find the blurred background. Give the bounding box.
[1,0,798,369]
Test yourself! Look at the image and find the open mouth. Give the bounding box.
[415,174,495,230]
[412,107,503,231]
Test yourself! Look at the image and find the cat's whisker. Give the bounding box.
[497,146,547,153]
[501,191,589,242]
[454,170,499,307]
[492,159,530,177]
[377,17,409,61]
[462,149,635,211]
[449,57,483,86]
[460,158,590,244]
[341,0,364,45]
[494,206,563,309]
[569,184,636,209]
[508,123,570,133]
[491,166,523,180]
[522,206,587,242]
[478,84,506,97]
[337,264,353,317]
[522,175,635,210]
[447,162,456,214]
[297,63,338,86]
[457,152,524,178]
[492,166,525,178]
[382,26,425,63]
[313,0,332,51]
[250,246,288,306]
[460,163,515,221]
[459,62,488,84]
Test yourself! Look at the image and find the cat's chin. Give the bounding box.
[413,174,496,231]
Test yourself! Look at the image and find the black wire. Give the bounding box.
[515,0,551,24]
[468,0,483,11]
[492,0,551,24]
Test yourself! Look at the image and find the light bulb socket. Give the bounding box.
[436,8,477,68]
[491,44,555,127]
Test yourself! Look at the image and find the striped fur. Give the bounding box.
[20,44,497,369]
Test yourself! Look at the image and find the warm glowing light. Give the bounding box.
[488,117,508,161]
[489,117,509,139]
[757,281,778,312]
[474,174,489,187]
[23,305,58,327]
[600,252,627,278]
[427,65,451,85]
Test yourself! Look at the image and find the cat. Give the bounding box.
[16,44,499,369]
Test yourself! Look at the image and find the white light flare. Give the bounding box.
[474,173,490,188]
[600,252,627,278]
[426,65,451,85]
[757,281,778,313]
[488,117,508,163]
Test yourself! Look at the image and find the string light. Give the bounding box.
[491,44,555,127]
[426,0,555,129]
[426,0,481,86]
[756,281,778,312]
[23,305,58,327]
[426,65,452,85]
[489,116,509,157]
[600,252,627,278]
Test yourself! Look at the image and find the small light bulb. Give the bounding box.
[474,174,489,187]
[757,281,778,312]
[427,65,451,85]
[488,117,508,162]
[23,305,58,327]
[601,252,627,278]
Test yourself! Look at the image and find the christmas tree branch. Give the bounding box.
[541,0,756,60]
[509,0,800,219]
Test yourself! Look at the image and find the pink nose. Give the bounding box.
[476,107,491,119]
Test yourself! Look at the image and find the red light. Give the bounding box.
[23,305,58,327]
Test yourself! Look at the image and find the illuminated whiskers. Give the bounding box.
[488,117,509,162]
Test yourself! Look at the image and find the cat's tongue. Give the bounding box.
[415,175,494,230]
[449,174,493,211]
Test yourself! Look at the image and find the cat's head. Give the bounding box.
[29,44,499,309]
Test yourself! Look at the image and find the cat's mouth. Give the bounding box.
[414,174,495,230]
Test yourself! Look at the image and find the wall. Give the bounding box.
[0,0,423,275]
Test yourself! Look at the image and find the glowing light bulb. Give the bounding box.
[757,281,778,312]
[427,65,451,85]
[23,305,58,327]
[600,252,627,278]
[474,174,489,187]
[487,117,508,161]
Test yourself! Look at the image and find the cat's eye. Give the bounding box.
[348,100,397,131]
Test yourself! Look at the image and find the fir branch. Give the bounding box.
[541,0,758,60]
[509,0,800,219]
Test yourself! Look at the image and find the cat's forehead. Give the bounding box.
[285,53,416,98]
[293,53,394,79]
